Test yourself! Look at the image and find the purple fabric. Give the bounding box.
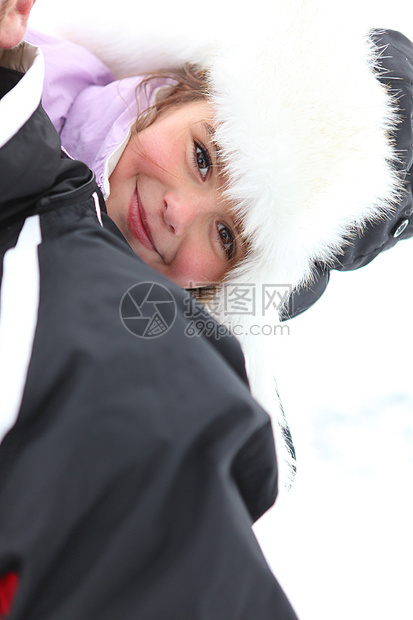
[26,29,115,133]
[60,75,146,193]
[25,29,162,195]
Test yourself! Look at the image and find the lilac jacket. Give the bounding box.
[26,29,160,198]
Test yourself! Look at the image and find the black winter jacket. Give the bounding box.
[0,42,297,619]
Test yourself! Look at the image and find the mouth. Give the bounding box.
[128,186,157,253]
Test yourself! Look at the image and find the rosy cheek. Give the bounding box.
[166,249,227,288]
[136,133,179,179]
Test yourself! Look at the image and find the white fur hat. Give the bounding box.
[29,0,403,485]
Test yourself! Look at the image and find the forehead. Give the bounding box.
[153,100,216,131]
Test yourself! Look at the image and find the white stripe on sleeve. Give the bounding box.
[93,192,103,227]
[0,215,42,444]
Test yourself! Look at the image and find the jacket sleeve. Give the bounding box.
[25,28,114,133]
[0,306,298,619]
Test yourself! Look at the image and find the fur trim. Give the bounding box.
[207,7,401,288]
[29,0,404,487]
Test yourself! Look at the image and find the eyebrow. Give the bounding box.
[204,122,215,139]
[203,122,223,167]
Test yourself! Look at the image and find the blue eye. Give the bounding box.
[217,222,236,261]
[193,142,211,180]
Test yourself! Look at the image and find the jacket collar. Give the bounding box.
[0,41,44,148]
[0,41,96,226]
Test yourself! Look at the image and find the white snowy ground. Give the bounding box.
[253,237,413,620]
[28,2,413,618]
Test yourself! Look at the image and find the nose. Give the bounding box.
[163,189,212,236]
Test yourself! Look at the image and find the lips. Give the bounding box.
[128,186,157,252]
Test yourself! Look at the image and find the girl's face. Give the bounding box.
[106,101,243,288]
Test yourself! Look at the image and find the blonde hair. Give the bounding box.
[133,63,210,134]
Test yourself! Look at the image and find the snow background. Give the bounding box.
[28,1,413,618]
[253,236,413,620]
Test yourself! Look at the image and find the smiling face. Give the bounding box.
[105,101,243,288]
